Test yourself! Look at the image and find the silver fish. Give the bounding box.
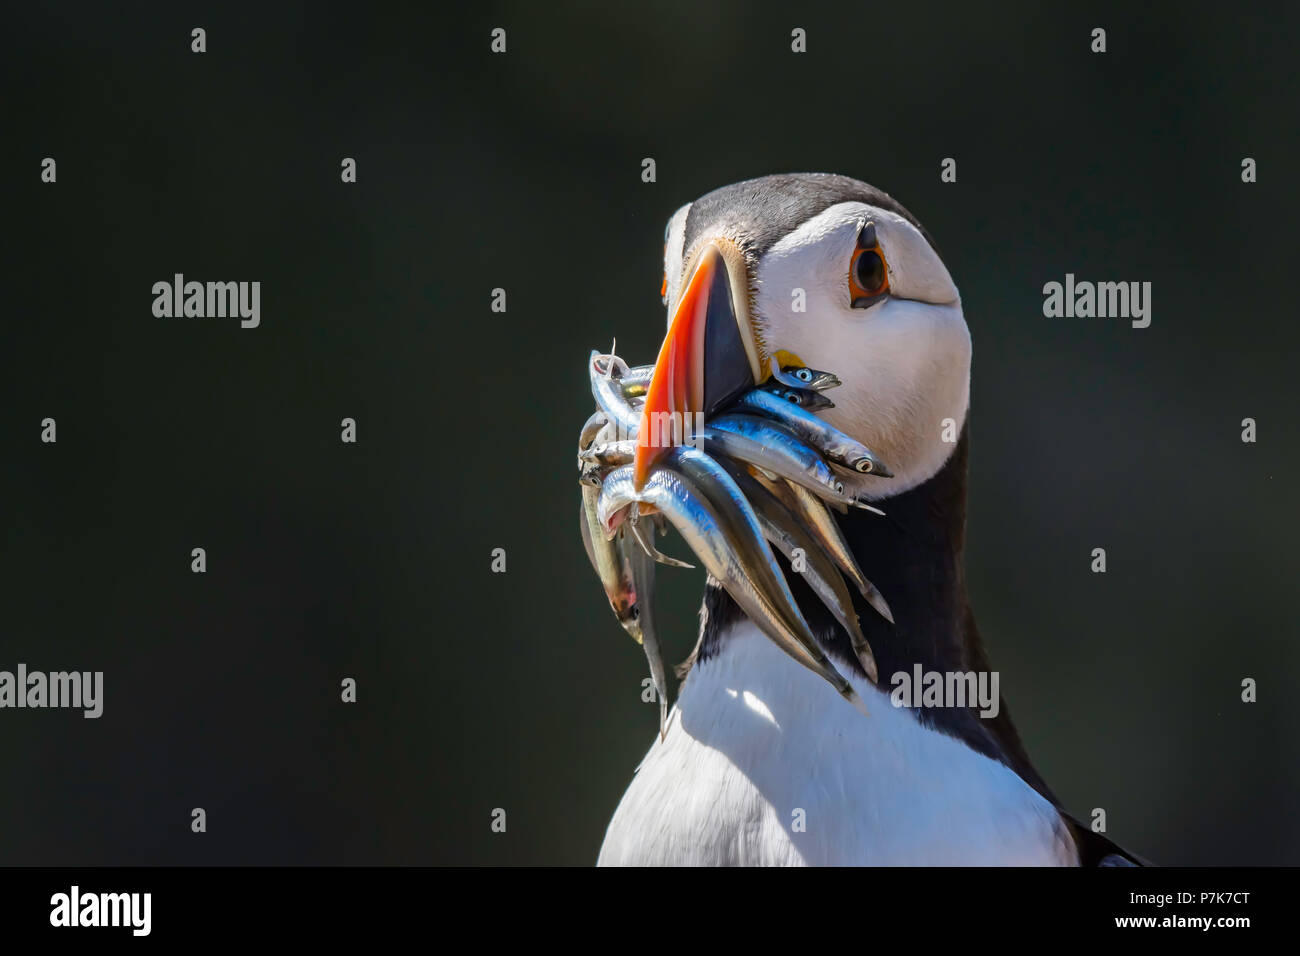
[578,445,687,565]
[578,460,606,488]
[588,351,642,439]
[722,461,879,681]
[597,465,868,716]
[622,529,670,738]
[627,363,836,403]
[754,381,836,412]
[769,362,842,392]
[578,412,611,480]
[580,438,637,467]
[660,447,836,674]
[624,360,836,401]
[760,474,895,626]
[735,389,892,476]
[618,365,655,400]
[578,497,599,571]
[578,410,609,453]
[580,482,644,642]
[700,413,865,510]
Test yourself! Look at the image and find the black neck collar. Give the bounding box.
[694,422,1057,802]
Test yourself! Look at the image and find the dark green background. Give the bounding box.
[4,1,1296,865]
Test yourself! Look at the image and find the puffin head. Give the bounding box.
[637,173,969,499]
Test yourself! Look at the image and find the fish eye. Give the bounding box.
[834,480,845,494]
[855,460,874,474]
[782,390,801,403]
[795,368,813,383]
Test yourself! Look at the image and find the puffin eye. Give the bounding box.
[849,220,890,306]
[855,251,884,290]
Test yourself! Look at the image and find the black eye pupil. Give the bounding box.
[855,250,884,293]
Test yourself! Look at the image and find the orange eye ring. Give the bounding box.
[849,246,889,302]
[848,220,889,306]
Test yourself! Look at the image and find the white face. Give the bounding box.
[662,200,970,499]
[662,203,692,310]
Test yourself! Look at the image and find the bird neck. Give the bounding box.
[831,421,1056,799]
[696,423,976,677]
[695,421,1054,799]
[832,422,974,680]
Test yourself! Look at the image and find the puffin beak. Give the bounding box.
[634,241,765,488]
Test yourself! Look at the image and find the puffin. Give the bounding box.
[596,173,1144,866]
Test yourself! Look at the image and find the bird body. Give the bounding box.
[593,173,1143,867]
[598,622,1077,867]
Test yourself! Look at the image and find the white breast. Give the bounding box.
[597,622,1078,866]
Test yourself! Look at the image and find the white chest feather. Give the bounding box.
[597,623,1078,866]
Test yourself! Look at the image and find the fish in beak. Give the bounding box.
[634,240,766,488]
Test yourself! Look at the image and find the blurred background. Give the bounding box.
[4,0,1297,865]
